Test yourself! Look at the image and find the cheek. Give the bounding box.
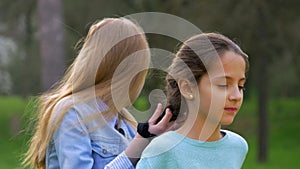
[199,96,210,113]
[211,89,227,105]
[198,90,213,115]
[198,91,225,123]
[197,82,226,115]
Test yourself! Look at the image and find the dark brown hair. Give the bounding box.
[165,33,249,121]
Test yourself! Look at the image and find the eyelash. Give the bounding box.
[217,85,245,91]
[239,86,246,91]
[218,85,227,88]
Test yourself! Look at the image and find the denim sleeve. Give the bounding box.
[104,151,135,169]
[53,108,94,169]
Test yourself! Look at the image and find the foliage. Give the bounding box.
[0,0,299,98]
[0,97,299,168]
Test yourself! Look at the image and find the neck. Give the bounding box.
[177,112,223,142]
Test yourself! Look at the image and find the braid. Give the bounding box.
[155,75,186,123]
[164,75,185,121]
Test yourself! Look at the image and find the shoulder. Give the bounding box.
[142,131,183,158]
[51,98,102,136]
[138,132,190,169]
[223,130,247,144]
[51,96,109,121]
[52,107,88,137]
[50,103,81,129]
[222,129,248,151]
[72,98,109,117]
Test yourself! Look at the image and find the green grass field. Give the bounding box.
[0,96,299,168]
[0,96,31,169]
[232,98,300,169]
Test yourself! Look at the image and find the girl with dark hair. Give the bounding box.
[136,32,249,169]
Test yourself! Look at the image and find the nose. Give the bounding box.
[228,86,243,101]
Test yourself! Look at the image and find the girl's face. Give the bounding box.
[196,51,246,125]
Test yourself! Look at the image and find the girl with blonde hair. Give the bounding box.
[23,17,174,169]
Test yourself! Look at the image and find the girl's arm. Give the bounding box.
[105,104,175,168]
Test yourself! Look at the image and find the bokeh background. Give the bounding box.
[0,0,299,168]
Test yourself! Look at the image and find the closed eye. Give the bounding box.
[217,84,228,88]
[239,86,245,91]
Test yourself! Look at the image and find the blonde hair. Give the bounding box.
[23,18,150,168]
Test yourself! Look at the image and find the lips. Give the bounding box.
[224,107,238,113]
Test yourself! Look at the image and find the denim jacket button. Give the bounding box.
[102,149,107,154]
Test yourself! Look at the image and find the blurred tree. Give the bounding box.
[0,0,40,96]
[255,2,270,162]
[0,37,15,94]
[38,0,65,91]
[1,0,299,98]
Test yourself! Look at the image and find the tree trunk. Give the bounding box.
[22,6,32,97]
[257,49,268,163]
[38,0,65,91]
[257,2,269,163]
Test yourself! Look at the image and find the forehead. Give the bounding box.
[207,51,246,80]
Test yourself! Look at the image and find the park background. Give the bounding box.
[0,0,299,168]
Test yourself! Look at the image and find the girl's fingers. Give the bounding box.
[149,103,163,123]
[157,108,172,125]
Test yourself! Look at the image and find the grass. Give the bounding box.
[229,98,300,169]
[0,96,299,168]
[0,96,31,169]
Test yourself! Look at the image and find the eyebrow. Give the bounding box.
[211,76,246,81]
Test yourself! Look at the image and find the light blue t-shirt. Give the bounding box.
[136,130,248,169]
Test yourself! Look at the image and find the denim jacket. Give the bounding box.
[46,100,136,169]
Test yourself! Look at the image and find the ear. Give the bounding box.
[178,79,194,100]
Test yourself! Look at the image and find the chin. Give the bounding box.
[221,118,235,125]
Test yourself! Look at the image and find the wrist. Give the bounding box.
[134,133,151,141]
[137,122,156,139]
